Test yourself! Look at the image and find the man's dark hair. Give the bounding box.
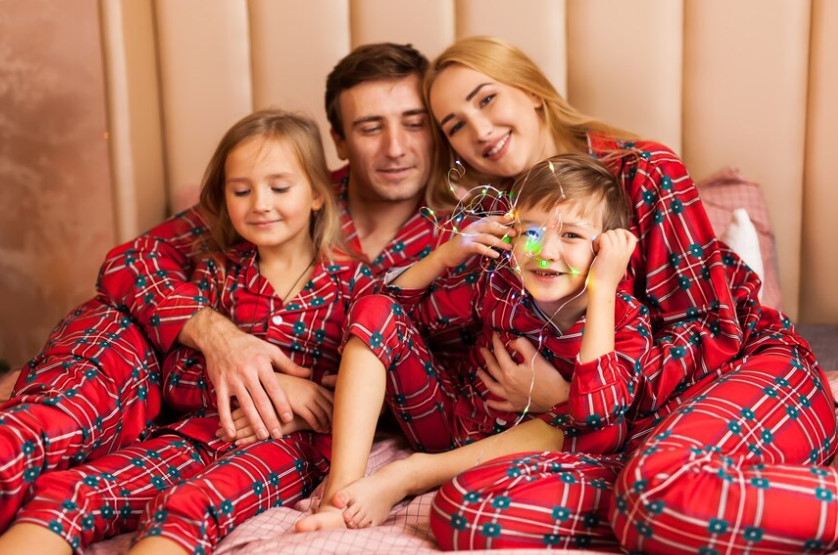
[325,43,428,138]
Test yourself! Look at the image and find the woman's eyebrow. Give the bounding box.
[439,83,493,126]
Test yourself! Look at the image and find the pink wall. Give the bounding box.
[0,0,115,368]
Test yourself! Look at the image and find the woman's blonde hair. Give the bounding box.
[424,36,636,193]
[199,109,344,259]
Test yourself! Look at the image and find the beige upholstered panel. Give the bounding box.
[250,0,350,165]
[94,1,837,324]
[155,0,253,211]
[801,0,838,324]
[350,0,455,60]
[566,0,683,154]
[683,0,811,320]
[457,0,567,97]
[99,0,166,241]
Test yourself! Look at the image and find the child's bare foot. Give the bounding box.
[332,457,419,529]
[294,504,346,532]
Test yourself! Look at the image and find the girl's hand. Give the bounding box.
[217,374,333,444]
[477,333,569,413]
[588,229,637,295]
[436,215,515,269]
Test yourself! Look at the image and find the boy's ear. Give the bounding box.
[330,128,349,161]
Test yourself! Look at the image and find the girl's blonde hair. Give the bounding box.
[199,109,344,258]
[424,36,637,193]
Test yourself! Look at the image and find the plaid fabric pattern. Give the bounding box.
[13,251,376,552]
[334,167,453,276]
[346,259,649,453]
[160,246,378,444]
[17,428,328,555]
[0,298,161,531]
[429,136,837,552]
[1,165,450,533]
[697,166,783,311]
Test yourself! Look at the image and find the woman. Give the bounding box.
[423,36,837,554]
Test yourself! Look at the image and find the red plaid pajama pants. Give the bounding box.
[0,298,162,531]
[15,418,328,554]
[431,344,838,552]
[345,294,626,454]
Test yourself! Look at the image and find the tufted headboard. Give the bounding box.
[99,0,838,324]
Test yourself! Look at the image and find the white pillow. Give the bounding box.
[719,208,764,300]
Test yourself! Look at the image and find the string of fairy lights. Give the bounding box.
[415,160,601,456]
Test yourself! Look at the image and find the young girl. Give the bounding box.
[0,110,377,555]
[296,153,650,531]
[423,36,836,553]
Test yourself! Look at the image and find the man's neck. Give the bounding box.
[347,180,422,261]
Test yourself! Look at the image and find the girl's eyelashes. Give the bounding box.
[232,189,250,197]
[271,186,290,194]
[479,93,495,108]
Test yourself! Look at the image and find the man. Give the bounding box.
[0,42,449,530]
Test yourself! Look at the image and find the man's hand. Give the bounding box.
[219,374,334,445]
[477,333,569,413]
[179,308,310,441]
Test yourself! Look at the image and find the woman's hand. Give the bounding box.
[217,374,334,445]
[588,229,637,295]
[436,215,515,269]
[477,333,569,413]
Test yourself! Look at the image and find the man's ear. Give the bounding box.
[330,128,349,161]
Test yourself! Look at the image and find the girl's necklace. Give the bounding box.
[279,255,317,305]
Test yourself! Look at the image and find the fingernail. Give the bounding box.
[271,428,282,439]
[282,412,293,422]
[257,429,269,440]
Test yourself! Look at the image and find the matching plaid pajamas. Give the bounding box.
[0,206,211,532]
[429,135,838,553]
[0,167,449,544]
[15,244,377,554]
[344,263,651,455]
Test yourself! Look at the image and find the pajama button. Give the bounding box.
[272,315,283,326]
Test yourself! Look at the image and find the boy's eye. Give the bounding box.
[562,232,581,240]
[523,228,543,239]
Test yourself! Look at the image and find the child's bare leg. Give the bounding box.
[127,537,188,555]
[295,336,388,532]
[0,523,72,555]
[336,419,564,528]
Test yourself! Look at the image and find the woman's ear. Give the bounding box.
[530,92,544,109]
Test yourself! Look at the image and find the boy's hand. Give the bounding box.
[436,215,515,269]
[588,229,637,294]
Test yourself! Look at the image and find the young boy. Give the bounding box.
[296,153,651,531]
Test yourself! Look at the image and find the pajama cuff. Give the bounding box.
[147,281,210,352]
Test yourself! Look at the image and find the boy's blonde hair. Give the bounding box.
[424,36,637,193]
[199,109,344,258]
[511,153,631,232]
